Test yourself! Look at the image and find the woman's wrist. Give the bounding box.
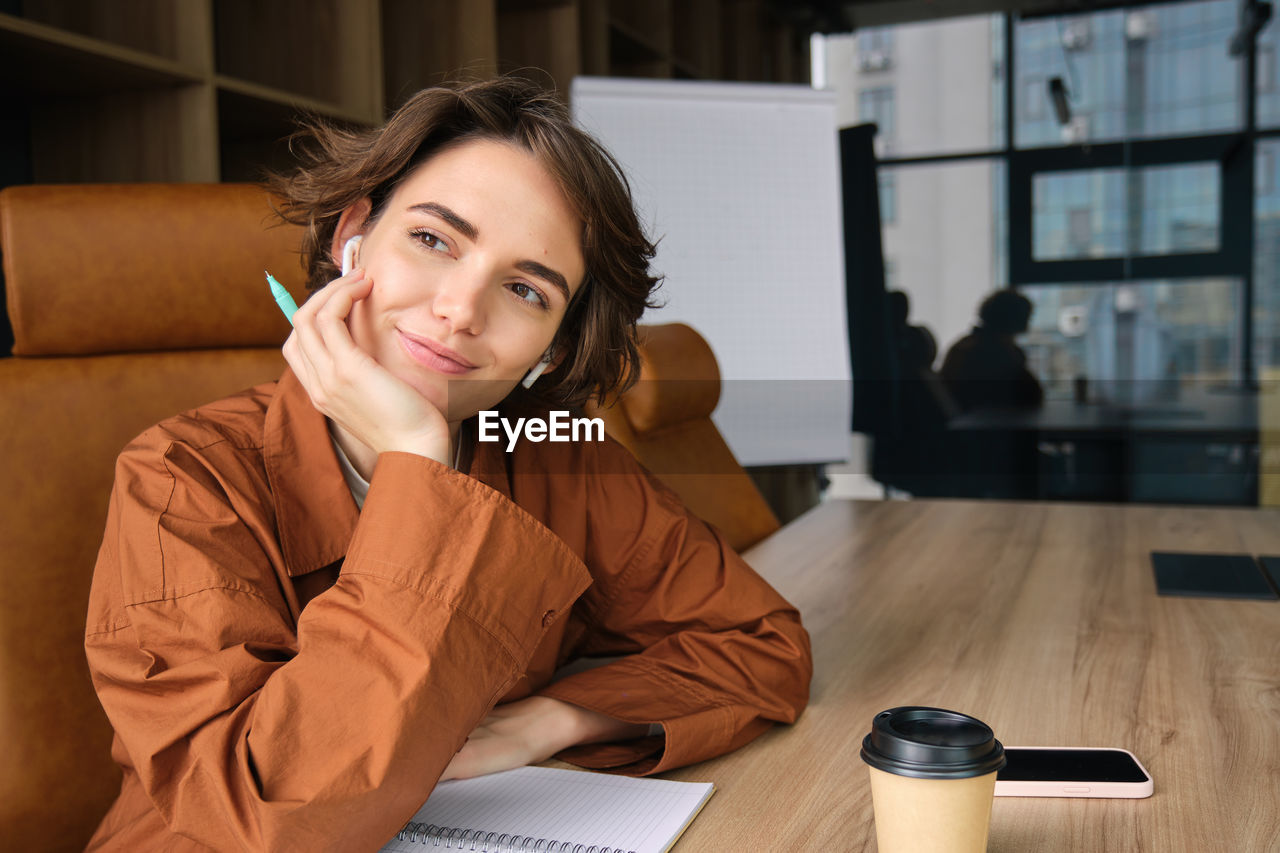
[381,437,452,468]
[547,697,649,749]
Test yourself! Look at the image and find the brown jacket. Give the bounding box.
[84,369,812,851]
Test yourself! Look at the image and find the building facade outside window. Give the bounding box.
[821,0,1275,398]
[858,86,896,154]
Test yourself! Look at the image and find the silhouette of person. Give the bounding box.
[888,290,937,377]
[870,291,958,496]
[884,291,954,427]
[940,290,1043,412]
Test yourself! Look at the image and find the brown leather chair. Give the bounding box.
[0,183,303,851]
[583,323,780,552]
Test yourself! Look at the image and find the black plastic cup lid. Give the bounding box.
[860,707,1006,780]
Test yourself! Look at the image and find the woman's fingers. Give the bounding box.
[284,268,362,344]
[282,269,452,464]
[312,273,376,369]
[286,270,370,399]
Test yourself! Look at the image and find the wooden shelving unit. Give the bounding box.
[0,0,809,185]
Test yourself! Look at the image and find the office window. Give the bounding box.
[993,161,1009,287]
[857,28,894,71]
[1142,163,1220,254]
[1024,77,1048,121]
[1256,140,1280,374]
[826,16,1005,157]
[821,0,1266,399]
[1068,208,1093,256]
[1139,2,1240,137]
[879,170,897,224]
[1061,19,1092,52]
[1015,0,1241,149]
[1016,11,1126,148]
[1021,278,1242,397]
[991,15,1007,149]
[1033,169,1127,260]
[859,87,896,147]
[1259,42,1277,94]
[1259,145,1277,197]
[1032,163,1220,261]
[880,161,1007,354]
[1260,23,1280,126]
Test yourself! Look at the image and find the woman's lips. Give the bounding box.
[398,330,476,375]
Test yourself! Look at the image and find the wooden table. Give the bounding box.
[662,499,1280,851]
[945,390,1260,505]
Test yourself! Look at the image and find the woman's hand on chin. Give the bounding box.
[283,269,452,468]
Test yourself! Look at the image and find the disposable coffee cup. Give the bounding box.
[860,707,1006,853]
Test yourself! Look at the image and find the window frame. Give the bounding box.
[870,1,1275,386]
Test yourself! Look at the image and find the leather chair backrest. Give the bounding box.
[0,183,303,852]
[584,323,780,552]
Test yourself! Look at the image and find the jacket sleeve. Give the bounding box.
[537,443,813,775]
[85,441,590,852]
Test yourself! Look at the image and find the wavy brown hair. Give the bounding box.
[266,76,661,406]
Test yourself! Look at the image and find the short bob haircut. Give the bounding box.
[267,76,661,407]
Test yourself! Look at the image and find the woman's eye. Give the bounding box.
[509,282,548,308]
[411,229,449,253]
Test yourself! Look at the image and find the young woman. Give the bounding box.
[85,77,811,851]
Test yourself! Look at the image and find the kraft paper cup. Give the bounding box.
[860,707,1006,853]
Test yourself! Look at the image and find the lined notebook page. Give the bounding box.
[380,766,715,853]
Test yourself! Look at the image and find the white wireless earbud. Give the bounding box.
[341,235,364,276]
[521,354,553,389]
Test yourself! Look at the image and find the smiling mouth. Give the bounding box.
[398,330,477,374]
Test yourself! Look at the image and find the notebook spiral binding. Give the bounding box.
[395,822,637,853]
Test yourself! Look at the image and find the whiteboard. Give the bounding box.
[571,77,850,466]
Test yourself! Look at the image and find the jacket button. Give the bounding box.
[541,610,556,626]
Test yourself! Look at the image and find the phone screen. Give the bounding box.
[997,748,1149,783]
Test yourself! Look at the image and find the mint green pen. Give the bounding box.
[265,271,298,325]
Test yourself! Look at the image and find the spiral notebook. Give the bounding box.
[379,766,714,853]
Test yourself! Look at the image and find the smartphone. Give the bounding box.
[994,747,1153,798]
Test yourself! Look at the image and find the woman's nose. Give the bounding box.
[431,270,487,334]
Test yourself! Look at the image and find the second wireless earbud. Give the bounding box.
[521,353,553,389]
[341,235,364,276]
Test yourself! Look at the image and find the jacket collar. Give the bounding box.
[261,368,516,577]
[263,368,359,577]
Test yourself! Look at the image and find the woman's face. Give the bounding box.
[336,138,585,423]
